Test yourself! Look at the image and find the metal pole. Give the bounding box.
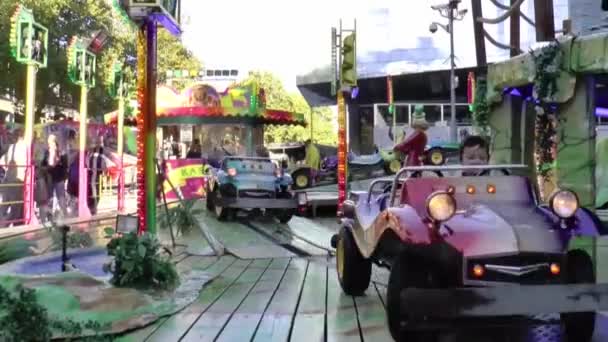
[78,84,90,218]
[23,64,37,225]
[117,80,125,213]
[144,19,158,234]
[449,5,457,143]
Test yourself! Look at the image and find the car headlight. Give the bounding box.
[426,191,456,222]
[550,189,579,219]
[227,167,237,177]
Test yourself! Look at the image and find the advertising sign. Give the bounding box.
[163,159,207,200]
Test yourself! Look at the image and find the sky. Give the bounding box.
[180,0,568,92]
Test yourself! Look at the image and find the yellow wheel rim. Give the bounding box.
[296,174,309,188]
[389,160,401,174]
[337,236,345,280]
[431,151,443,165]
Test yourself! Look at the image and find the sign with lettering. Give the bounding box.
[162,158,208,200]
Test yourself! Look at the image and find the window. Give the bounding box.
[214,70,222,76]
[206,70,214,76]
[377,105,391,126]
[230,69,238,76]
[222,70,230,76]
[423,105,442,125]
[457,105,472,125]
[394,105,409,125]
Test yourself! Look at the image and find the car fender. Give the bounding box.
[538,205,608,236]
[347,204,433,259]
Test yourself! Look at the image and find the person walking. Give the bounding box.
[0,132,26,226]
[41,134,68,219]
[87,144,108,215]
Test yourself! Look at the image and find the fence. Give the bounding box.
[0,163,28,228]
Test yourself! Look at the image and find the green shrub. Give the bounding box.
[0,284,106,341]
[105,233,179,290]
[158,199,204,235]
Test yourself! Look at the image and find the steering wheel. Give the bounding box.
[479,168,510,176]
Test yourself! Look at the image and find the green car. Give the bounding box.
[379,143,461,173]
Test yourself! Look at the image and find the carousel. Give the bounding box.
[155,81,306,200]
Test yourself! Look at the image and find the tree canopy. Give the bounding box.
[241,71,337,146]
[0,0,201,122]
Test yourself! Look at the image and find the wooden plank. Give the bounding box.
[326,269,361,342]
[181,259,273,342]
[216,258,291,342]
[146,258,249,342]
[354,290,391,341]
[116,255,221,341]
[252,258,309,342]
[290,258,328,342]
[248,220,327,256]
[373,283,387,309]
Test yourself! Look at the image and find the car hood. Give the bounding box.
[230,174,278,190]
[442,203,564,257]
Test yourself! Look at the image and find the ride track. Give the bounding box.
[111,210,608,342]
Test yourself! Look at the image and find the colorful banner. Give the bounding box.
[156,82,305,125]
[163,159,208,200]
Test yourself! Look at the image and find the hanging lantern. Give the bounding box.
[467,72,476,104]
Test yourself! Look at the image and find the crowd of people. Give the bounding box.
[0,131,110,226]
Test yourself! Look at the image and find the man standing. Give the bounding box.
[304,139,320,185]
[393,105,430,166]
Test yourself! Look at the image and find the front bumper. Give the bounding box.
[216,197,298,209]
[401,283,608,317]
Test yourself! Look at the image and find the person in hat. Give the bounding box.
[393,105,430,166]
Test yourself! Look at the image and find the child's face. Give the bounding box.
[461,144,489,165]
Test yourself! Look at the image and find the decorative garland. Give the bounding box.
[471,77,490,137]
[531,42,561,180]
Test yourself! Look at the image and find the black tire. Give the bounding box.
[387,253,438,342]
[426,148,445,166]
[385,159,402,175]
[336,227,371,296]
[211,188,232,221]
[276,210,294,223]
[292,169,311,190]
[561,250,595,342]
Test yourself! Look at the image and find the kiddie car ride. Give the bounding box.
[205,156,308,223]
[333,164,608,341]
[291,150,387,189]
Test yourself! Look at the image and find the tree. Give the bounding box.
[156,28,202,91]
[241,71,337,146]
[0,0,202,122]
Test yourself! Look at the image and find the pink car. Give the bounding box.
[332,164,608,341]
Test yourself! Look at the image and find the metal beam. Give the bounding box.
[510,0,521,57]
[534,0,555,41]
[471,0,487,67]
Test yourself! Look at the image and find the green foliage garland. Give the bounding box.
[0,284,107,341]
[531,42,562,179]
[471,77,490,137]
[105,233,179,290]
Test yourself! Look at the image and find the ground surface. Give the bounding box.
[112,207,608,342]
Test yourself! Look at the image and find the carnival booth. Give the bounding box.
[156,81,306,200]
[475,33,608,216]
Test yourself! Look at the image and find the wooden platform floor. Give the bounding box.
[117,255,391,342]
[114,252,608,342]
